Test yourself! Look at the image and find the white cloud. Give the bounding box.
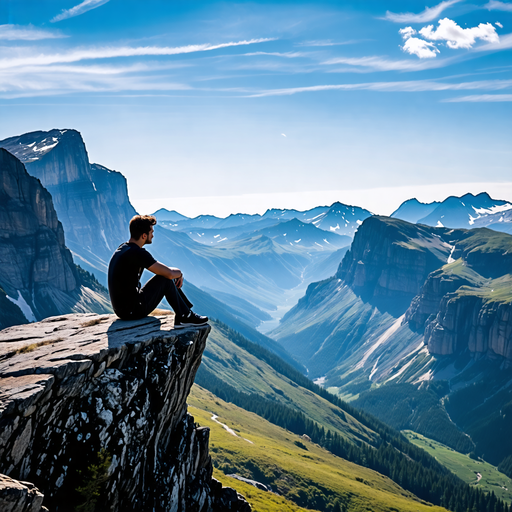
[420,18,499,49]
[444,93,512,101]
[399,27,417,40]
[383,0,462,23]
[485,1,512,12]
[496,22,504,28]
[51,0,111,23]
[402,37,440,58]
[0,39,274,70]
[0,24,66,40]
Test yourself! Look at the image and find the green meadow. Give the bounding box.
[190,385,448,512]
[403,431,512,504]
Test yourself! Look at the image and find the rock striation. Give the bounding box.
[424,294,512,363]
[0,313,250,511]
[0,130,137,284]
[0,149,111,329]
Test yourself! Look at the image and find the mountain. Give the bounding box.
[0,129,137,284]
[0,148,111,329]
[308,201,373,237]
[234,218,351,250]
[151,208,189,222]
[392,193,512,233]
[259,203,372,238]
[271,215,512,467]
[169,217,281,245]
[391,198,440,223]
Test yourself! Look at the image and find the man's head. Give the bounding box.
[129,215,156,245]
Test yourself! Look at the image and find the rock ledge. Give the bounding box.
[0,313,250,511]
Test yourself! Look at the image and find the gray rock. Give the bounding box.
[0,313,251,511]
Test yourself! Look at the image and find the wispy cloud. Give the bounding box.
[246,78,512,97]
[322,55,447,72]
[0,24,67,40]
[51,0,111,23]
[0,65,192,98]
[296,39,364,47]
[444,93,512,101]
[0,39,274,70]
[242,51,305,58]
[383,0,462,23]
[484,1,512,12]
[475,31,512,51]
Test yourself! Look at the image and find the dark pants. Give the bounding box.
[125,275,193,320]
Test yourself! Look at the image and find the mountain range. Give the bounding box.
[392,192,512,233]
[271,215,512,470]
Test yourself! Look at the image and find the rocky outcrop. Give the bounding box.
[0,149,111,329]
[0,130,137,284]
[0,474,46,512]
[425,294,512,364]
[0,313,250,511]
[336,216,452,313]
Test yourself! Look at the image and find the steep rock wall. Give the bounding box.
[0,313,250,511]
[425,295,512,363]
[0,149,111,328]
[0,130,137,280]
[405,268,475,331]
[336,216,451,313]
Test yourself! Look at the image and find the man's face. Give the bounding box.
[144,226,154,245]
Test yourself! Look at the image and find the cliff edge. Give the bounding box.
[0,313,250,511]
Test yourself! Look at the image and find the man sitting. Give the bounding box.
[108,214,208,328]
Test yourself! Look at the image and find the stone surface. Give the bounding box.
[0,313,250,511]
[0,473,46,512]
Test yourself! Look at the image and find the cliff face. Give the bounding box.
[0,130,137,283]
[405,268,476,331]
[336,216,452,313]
[0,149,111,329]
[0,314,250,512]
[424,293,512,362]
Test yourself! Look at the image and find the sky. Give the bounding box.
[0,0,511,217]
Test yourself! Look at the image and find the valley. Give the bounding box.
[1,127,512,512]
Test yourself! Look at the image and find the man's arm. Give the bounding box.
[148,261,184,288]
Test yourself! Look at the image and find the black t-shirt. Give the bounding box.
[108,242,156,317]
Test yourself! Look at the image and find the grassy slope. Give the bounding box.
[202,322,378,445]
[403,431,512,504]
[190,385,448,512]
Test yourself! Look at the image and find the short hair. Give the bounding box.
[129,215,157,240]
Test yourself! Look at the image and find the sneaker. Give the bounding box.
[176,311,209,327]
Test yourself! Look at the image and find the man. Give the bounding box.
[108,214,208,328]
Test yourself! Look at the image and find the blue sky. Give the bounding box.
[1,0,511,217]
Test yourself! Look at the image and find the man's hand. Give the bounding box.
[148,261,183,282]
